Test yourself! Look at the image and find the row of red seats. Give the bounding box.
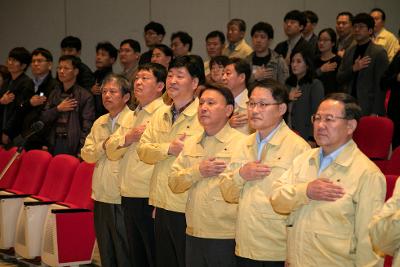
[0,148,95,266]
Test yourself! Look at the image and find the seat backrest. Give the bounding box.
[0,147,23,189]
[38,154,80,201]
[385,147,400,175]
[385,175,399,201]
[12,150,52,194]
[353,116,394,159]
[64,162,95,210]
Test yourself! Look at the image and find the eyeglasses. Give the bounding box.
[246,101,281,109]
[311,114,347,124]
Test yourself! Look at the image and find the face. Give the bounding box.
[336,15,352,38]
[134,69,164,106]
[95,49,115,69]
[31,54,52,77]
[353,23,373,43]
[171,37,189,57]
[222,64,244,92]
[198,89,232,132]
[370,11,384,32]
[284,19,303,37]
[166,67,197,102]
[291,53,307,78]
[206,36,224,58]
[303,19,314,35]
[227,24,244,44]
[313,99,355,153]
[57,60,78,84]
[61,47,80,56]
[101,79,130,114]
[252,31,270,53]
[248,87,286,134]
[7,57,25,75]
[210,63,225,84]
[144,29,163,47]
[318,31,335,53]
[119,43,139,67]
[151,48,171,68]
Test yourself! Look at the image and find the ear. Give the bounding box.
[238,73,246,84]
[123,93,131,104]
[110,57,116,64]
[191,77,199,91]
[21,63,27,71]
[156,81,165,93]
[48,62,53,71]
[73,67,79,76]
[278,103,287,116]
[225,104,234,118]
[347,119,357,134]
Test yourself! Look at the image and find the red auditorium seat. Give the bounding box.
[385,147,400,175]
[0,150,52,249]
[14,154,80,259]
[353,116,394,160]
[0,147,23,189]
[41,162,96,266]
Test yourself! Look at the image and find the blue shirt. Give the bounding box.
[318,141,350,175]
[256,124,280,161]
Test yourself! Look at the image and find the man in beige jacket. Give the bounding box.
[271,93,386,267]
[219,79,310,266]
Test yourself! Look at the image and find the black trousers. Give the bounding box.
[122,197,155,267]
[155,208,186,267]
[236,256,285,267]
[186,235,236,267]
[93,201,132,267]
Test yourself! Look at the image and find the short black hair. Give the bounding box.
[352,13,375,30]
[227,57,251,87]
[228,18,246,32]
[284,10,307,29]
[198,84,235,117]
[153,44,173,58]
[249,79,289,106]
[189,55,206,85]
[102,73,131,96]
[171,31,193,51]
[210,55,230,68]
[205,30,226,44]
[251,22,274,39]
[336,11,354,23]
[60,36,82,51]
[138,62,167,84]
[96,41,118,60]
[120,39,141,53]
[144,21,166,36]
[32,48,53,62]
[169,55,204,81]
[318,28,337,53]
[370,8,386,21]
[303,10,319,24]
[322,93,362,122]
[8,47,31,71]
[59,55,80,69]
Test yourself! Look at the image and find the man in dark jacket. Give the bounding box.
[41,55,95,156]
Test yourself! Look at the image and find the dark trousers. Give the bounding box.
[236,256,285,267]
[122,197,155,267]
[93,201,132,267]
[186,235,236,267]
[155,208,186,267]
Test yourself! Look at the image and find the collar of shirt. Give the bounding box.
[256,122,281,160]
[287,34,302,51]
[318,140,350,175]
[33,73,49,92]
[234,89,248,110]
[171,98,195,122]
[110,112,121,132]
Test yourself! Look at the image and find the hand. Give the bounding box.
[0,91,15,105]
[320,62,337,72]
[57,97,77,112]
[91,84,102,95]
[30,95,47,106]
[337,49,345,58]
[254,66,274,80]
[199,157,227,177]
[306,178,345,201]
[168,133,186,156]
[289,86,302,101]
[352,56,371,72]
[239,160,271,181]
[124,124,146,146]
[229,112,248,129]
[1,133,10,145]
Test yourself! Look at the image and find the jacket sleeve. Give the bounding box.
[354,171,386,266]
[40,90,61,124]
[80,123,105,163]
[79,92,95,149]
[277,56,289,85]
[372,48,389,115]
[105,122,133,161]
[168,150,202,194]
[369,179,400,257]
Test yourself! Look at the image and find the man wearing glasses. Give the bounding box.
[271,93,386,266]
[219,79,310,267]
